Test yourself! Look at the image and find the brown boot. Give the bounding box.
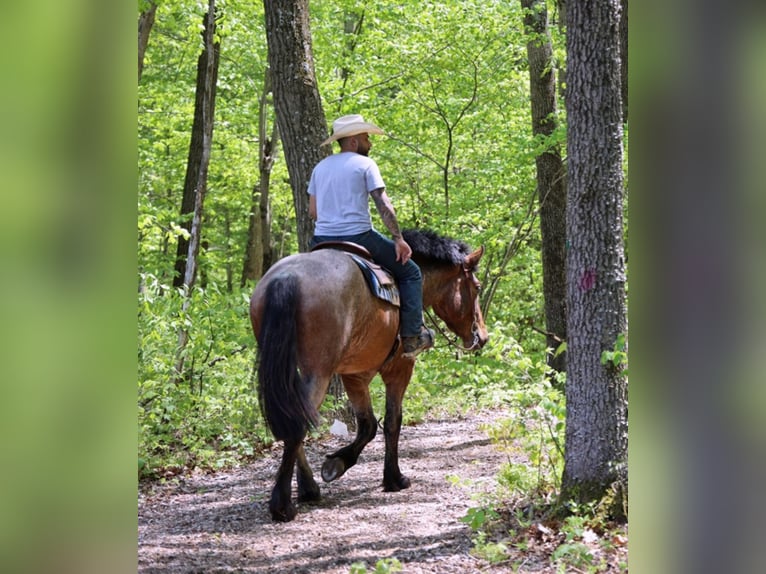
[401,327,435,358]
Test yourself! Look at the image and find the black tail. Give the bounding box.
[256,275,319,441]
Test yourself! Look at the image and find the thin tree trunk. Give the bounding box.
[173,6,221,288]
[560,0,627,517]
[259,120,277,274]
[174,0,219,382]
[521,0,568,374]
[335,10,365,113]
[138,1,157,82]
[242,69,279,285]
[555,0,567,104]
[263,0,328,253]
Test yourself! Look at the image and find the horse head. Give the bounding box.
[428,245,489,351]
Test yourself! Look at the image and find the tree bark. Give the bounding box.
[560,0,628,517]
[521,0,568,375]
[262,0,329,253]
[172,6,221,288]
[138,1,157,83]
[619,0,628,123]
[241,68,279,286]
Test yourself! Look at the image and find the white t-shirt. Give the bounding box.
[307,151,385,236]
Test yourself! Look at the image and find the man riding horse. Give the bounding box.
[309,114,434,358]
[250,114,488,522]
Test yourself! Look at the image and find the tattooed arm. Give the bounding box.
[370,188,412,264]
[370,188,402,238]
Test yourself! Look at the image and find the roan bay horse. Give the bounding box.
[249,229,488,522]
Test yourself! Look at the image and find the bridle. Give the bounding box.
[425,264,483,352]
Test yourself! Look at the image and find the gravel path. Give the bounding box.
[138,412,521,573]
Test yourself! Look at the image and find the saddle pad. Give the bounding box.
[346,253,400,308]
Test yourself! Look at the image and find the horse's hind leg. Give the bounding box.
[321,372,378,483]
[269,438,301,522]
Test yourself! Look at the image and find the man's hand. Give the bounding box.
[370,189,411,264]
[394,236,412,265]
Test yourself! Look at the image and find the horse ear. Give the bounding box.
[464,246,485,268]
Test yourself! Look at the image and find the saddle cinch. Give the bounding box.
[311,242,400,307]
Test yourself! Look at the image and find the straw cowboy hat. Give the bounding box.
[321,114,384,146]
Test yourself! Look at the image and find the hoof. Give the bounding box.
[269,503,297,522]
[383,475,411,492]
[321,457,346,483]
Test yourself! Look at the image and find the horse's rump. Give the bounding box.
[252,251,400,440]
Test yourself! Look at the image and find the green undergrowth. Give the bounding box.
[460,496,629,572]
[138,277,548,480]
[138,277,271,479]
[349,558,402,574]
[355,320,550,427]
[458,371,628,572]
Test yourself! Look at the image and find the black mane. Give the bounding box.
[402,229,472,267]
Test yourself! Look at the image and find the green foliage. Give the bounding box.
[470,531,509,564]
[485,372,565,498]
[458,366,566,567]
[548,502,625,573]
[138,275,269,477]
[600,332,628,375]
[551,542,595,571]
[461,506,500,531]
[349,558,402,574]
[460,506,510,565]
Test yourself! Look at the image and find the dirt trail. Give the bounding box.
[138,411,527,573]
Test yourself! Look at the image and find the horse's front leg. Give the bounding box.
[322,372,377,483]
[380,359,415,491]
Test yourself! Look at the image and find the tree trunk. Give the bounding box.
[262,0,328,253]
[560,0,628,517]
[335,10,365,114]
[259,128,276,273]
[521,0,568,375]
[172,6,221,288]
[138,1,157,82]
[174,0,219,382]
[619,0,628,123]
[241,69,279,286]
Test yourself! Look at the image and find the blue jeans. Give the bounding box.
[311,229,424,337]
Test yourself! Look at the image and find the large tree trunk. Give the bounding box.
[241,69,279,286]
[138,1,157,82]
[521,0,568,375]
[560,0,627,517]
[262,0,329,253]
[172,6,221,288]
